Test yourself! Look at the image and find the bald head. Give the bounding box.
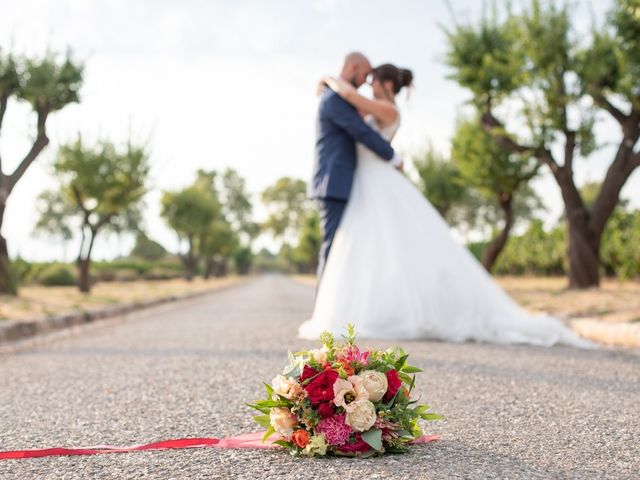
[340,51,372,88]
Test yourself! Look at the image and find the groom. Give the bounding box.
[311,52,402,279]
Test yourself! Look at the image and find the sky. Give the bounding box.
[0,0,637,261]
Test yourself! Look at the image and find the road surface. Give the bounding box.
[0,275,638,479]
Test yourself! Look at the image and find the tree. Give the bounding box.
[193,169,247,277]
[493,220,567,276]
[33,190,74,260]
[412,145,467,222]
[411,142,542,242]
[261,177,310,246]
[161,186,219,280]
[600,207,640,279]
[0,49,83,294]
[233,246,254,275]
[445,0,640,288]
[220,168,259,242]
[38,138,149,292]
[292,211,322,273]
[451,117,540,271]
[199,220,237,278]
[130,232,167,261]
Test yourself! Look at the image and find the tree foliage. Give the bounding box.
[261,177,310,246]
[444,0,640,288]
[451,117,541,270]
[0,48,83,294]
[38,138,150,292]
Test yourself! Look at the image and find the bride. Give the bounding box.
[299,63,592,348]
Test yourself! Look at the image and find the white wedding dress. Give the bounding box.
[299,114,593,348]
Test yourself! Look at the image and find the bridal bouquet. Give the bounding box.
[248,325,441,457]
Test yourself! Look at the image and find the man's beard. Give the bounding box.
[348,75,358,87]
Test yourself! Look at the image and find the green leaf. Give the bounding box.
[408,374,416,393]
[361,428,383,452]
[385,443,409,454]
[273,440,293,449]
[394,354,409,371]
[421,412,444,421]
[401,366,423,373]
[398,372,413,385]
[253,414,271,429]
[262,426,276,442]
[413,405,429,414]
[252,399,290,408]
[264,383,274,398]
[283,364,301,378]
[359,449,378,458]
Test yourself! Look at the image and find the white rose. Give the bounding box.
[271,375,303,399]
[345,400,377,432]
[269,407,298,437]
[333,376,369,413]
[357,370,388,403]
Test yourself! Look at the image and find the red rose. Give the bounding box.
[300,365,318,383]
[338,433,371,454]
[304,369,339,405]
[317,402,335,419]
[383,369,402,401]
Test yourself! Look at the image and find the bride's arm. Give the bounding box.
[321,76,398,125]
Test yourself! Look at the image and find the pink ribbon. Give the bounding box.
[0,432,439,460]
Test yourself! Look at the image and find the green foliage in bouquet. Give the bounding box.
[248,325,441,457]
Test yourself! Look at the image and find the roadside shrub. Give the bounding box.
[40,265,77,286]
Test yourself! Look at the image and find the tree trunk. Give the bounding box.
[183,236,196,281]
[214,258,228,277]
[0,233,14,295]
[76,225,98,293]
[554,171,601,289]
[566,212,600,289]
[203,257,214,279]
[481,193,514,272]
[78,258,91,293]
[481,102,639,289]
[0,200,16,295]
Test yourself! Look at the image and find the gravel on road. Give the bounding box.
[0,275,638,479]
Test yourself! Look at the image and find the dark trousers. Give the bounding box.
[316,197,347,279]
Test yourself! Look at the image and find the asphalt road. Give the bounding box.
[0,275,638,479]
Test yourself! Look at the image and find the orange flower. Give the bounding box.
[339,359,355,376]
[291,429,310,448]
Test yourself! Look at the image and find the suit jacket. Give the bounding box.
[310,89,394,201]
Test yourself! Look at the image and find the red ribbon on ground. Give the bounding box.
[0,432,439,460]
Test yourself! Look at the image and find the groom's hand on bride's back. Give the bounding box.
[391,153,404,171]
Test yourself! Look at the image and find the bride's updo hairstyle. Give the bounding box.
[373,64,413,94]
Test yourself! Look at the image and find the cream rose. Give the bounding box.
[333,376,369,413]
[357,370,388,403]
[271,375,303,400]
[345,400,377,432]
[309,347,328,364]
[269,407,298,437]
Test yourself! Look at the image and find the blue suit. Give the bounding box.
[311,89,395,278]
